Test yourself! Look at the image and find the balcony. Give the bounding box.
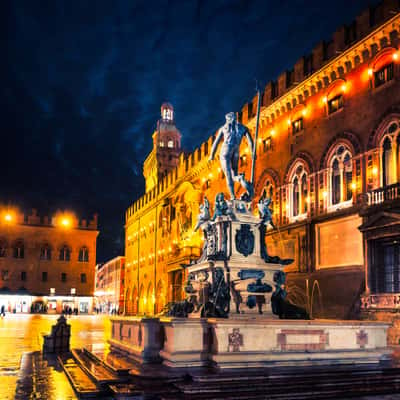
[365,183,400,207]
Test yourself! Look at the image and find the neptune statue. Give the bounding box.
[209,112,254,200]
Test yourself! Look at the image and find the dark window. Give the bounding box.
[328,94,344,114]
[293,177,299,217]
[59,246,71,261]
[13,242,24,259]
[42,272,48,282]
[40,245,51,260]
[1,270,8,280]
[81,273,87,283]
[292,118,303,134]
[370,239,400,293]
[263,137,272,152]
[0,241,6,257]
[240,155,248,167]
[78,247,89,262]
[61,273,67,282]
[21,271,26,281]
[332,159,341,205]
[374,63,394,88]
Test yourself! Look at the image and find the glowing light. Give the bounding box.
[202,177,206,183]
[270,129,276,137]
[393,52,399,61]
[258,138,262,144]
[323,191,328,198]
[4,214,12,222]
[61,218,71,227]
[208,173,213,179]
[302,108,307,117]
[306,196,311,203]
[368,68,373,77]
[217,167,221,173]
[351,182,357,190]
[287,119,291,126]
[372,166,378,176]
[341,83,347,93]
[323,96,328,104]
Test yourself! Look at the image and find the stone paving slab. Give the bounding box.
[14,351,77,400]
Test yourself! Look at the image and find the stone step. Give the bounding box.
[58,353,102,398]
[175,368,400,399]
[72,349,120,385]
[83,347,134,376]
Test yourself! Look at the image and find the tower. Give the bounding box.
[143,103,182,192]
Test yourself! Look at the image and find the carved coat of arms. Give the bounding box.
[235,224,254,257]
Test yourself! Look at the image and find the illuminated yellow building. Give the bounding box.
[125,2,400,321]
[0,208,98,314]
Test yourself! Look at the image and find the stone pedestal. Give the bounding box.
[109,317,163,364]
[159,318,209,368]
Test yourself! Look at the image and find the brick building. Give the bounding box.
[0,208,98,314]
[124,1,400,325]
[94,256,125,314]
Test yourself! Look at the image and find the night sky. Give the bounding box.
[0,0,374,262]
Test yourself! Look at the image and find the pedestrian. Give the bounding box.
[1,305,5,317]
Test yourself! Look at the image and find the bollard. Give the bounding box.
[42,315,71,353]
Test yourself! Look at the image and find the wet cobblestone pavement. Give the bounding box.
[0,314,110,399]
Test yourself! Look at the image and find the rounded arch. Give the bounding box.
[138,283,145,314]
[146,282,154,315]
[370,46,398,71]
[285,151,315,184]
[125,286,132,315]
[155,280,165,314]
[325,78,347,99]
[289,103,307,121]
[368,108,400,149]
[320,132,361,170]
[254,168,280,197]
[132,287,138,315]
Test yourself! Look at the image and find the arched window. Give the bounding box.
[328,144,353,210]
[59,245,71,261]
[289,163,308,221]
[13,240,24,259]
[382,136,394,186]
[167,140,174,148]
[40,244,51,260]
[0,239,6,258]
[78,247,89,262]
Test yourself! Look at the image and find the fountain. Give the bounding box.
[66,108,393,398]
[107,109,390,371]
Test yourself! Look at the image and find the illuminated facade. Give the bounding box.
[125,1,400,322]
[0,208,98,313]
[94,256,125,314]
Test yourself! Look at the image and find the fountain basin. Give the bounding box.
[109,316,391,370]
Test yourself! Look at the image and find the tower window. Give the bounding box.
[78,247,89,262]
[61,273,67,282]
[168,140,174,148]
[159,141,165,148]
[42,272,48,282]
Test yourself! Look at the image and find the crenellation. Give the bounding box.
[332,26,346,55]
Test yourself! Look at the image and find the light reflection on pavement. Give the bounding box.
[0,313,110,399]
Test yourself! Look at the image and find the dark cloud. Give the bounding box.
[0,0,373,261]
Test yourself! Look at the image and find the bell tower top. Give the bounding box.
[143,102,182,192]
[161,102,174,122]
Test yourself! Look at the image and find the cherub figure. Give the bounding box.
[258,189,276,229]
[194,196,210,232]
